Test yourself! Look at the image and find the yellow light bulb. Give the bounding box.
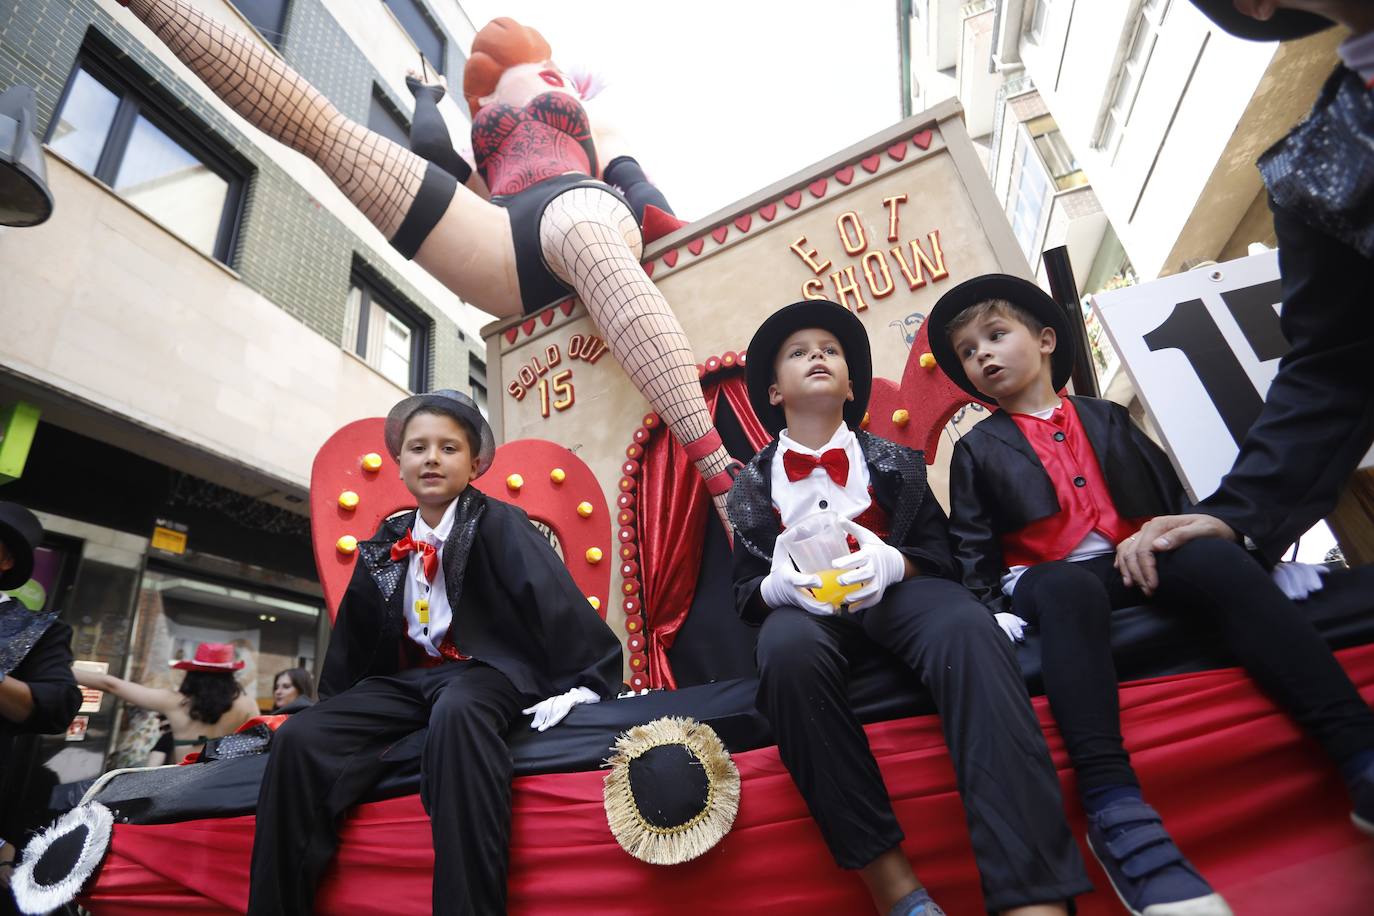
[576,501,594,518]
[585,547,604,564]
[550,467,567,484]
[336,535,358,554]
[338,490,359,510]
[361,453,383,472]
[506,473,524,491]
[892,409,910,427]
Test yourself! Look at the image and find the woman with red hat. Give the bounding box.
[73,642,260,761]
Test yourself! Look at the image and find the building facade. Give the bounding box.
[0,0,490,793]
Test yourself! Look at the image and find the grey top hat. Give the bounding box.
[383,389,496,476]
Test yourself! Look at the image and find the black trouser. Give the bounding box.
[755,576,1091,912]
[1013,538,1374,795]
[247,662,524,916]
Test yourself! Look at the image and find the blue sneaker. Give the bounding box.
[889,888,946,916]
[1085,800,1232,916]
[1351,760,1374,836]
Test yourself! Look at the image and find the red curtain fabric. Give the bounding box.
[637,373,771,689]
[83,645,1374,915]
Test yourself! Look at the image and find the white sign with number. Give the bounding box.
[1092,251,1374,503]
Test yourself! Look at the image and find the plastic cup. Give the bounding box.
[781,512,861,609]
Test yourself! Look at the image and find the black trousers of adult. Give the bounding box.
[1012,538,1374,795]
[755,576,1092,913]
[1200,205,1374,564]
[247,662,524,916]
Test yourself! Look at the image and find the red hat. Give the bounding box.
[170,642,245,673]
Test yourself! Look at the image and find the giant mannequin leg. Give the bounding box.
[540,186,738,529]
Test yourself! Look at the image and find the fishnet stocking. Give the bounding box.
[540,187,734,528]
[124,0,423,238]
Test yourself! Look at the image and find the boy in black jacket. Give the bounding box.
[931,274,1374,916]
[248,390,622,916]
[728,300,1090,916]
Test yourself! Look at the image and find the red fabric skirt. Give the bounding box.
[83,645,1374,914]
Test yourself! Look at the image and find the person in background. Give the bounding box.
[1121,1,1374,586]
[269,667,315,715]
[0,503,80,913]
[74,642,259,761]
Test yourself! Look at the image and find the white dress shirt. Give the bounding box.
[771,423,873,529]
[402,498,458,657]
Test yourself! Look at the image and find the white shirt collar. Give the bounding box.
[777,422,854,457]
[412,496,459,547]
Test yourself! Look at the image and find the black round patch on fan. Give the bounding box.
[627,744,709,829]
[33,824,88,887]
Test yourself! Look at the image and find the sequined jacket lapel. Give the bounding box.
[0,598,57,676]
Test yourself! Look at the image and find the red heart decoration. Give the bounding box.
[887,143,907,162]
[912,129,933,150]
[520,319,536,337]
[688,238,705,255]
[860,155,881,173]
[663,249,679,268]
[783,191,803,209]
[759,203,777,221]
[503,327,519,344]
[559,299,575,315]
[734,214,752,233]
[540,309,555,326]
[643,260,655,277]
[808,179,828,199]
[835,166,854,185]
[711,226,729,244]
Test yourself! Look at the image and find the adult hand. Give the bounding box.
[521,686,599,732]
[834,520,907,612]
[1115,514,1238,596]
[1270,561,1329,601]
[759,542,830,615]
[994,613,1029,643]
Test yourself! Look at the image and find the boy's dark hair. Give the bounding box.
[401,406,481,457]
[944,297,1046,340]
[179,670,244,725]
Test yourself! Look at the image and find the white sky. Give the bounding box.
[459,0,905,219]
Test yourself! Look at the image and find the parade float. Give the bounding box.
[17,100,1374,914]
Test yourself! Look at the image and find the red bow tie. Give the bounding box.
[782,447,850,487]
[391,531,439,583]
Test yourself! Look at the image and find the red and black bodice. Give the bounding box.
[471,92,598,196]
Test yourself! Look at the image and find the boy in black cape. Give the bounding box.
[727,300,1091,916]
[248,390,622,916]
[929,274,1374,916]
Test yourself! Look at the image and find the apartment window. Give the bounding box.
[1028,0,1052,42]
[231,0,288,48]
[367,86,411,148]
[1027,115,1088,191]
[1011,137,1051,261]
[1097,0,1172,154]
[468,352,488,416]
[47,49,246,264]
[343,272,429,391]
[385,0,446,73]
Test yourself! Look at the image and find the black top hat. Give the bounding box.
[0,501,42,590]
[745,299,873,435]
[383,389,496,476]
[1187,1,1331,42]
[926,273,1076,404]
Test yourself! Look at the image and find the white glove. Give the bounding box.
[995,613,1029,643]
[522,685,599,731]
[759,537,831,615]
[833,519,908,612]
[1270,561,1329,601]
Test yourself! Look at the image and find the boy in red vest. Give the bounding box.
[930,275,1374,916]
[249,390,621,915]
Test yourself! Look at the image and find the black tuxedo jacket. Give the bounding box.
[947,396,1191,613]
[319,487,623,702]
[727,430,958,626]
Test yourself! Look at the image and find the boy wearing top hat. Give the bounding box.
[0,503,81,896]
[248,390,621,916]
[728,301,1091,916]
[929,274,1374,916]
